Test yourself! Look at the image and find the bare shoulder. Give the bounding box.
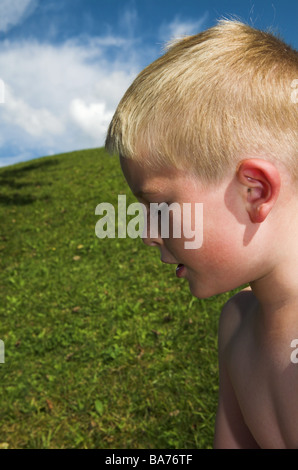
[214,287,260,448]
[218,287,257,351]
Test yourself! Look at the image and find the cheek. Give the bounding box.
[166,204,204,251]
[187,222,243,273]
[203,209,244,254]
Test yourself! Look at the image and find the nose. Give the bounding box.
[142,235,163,247]
[141,204,165,247]
[141,224,164,247]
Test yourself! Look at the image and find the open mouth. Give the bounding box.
[176,263,185,278]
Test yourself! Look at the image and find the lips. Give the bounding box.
[160,259,186,278]
[176,263,185,278]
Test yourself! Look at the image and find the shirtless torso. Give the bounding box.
[214,288,298,449]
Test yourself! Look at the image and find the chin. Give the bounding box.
[188,281,212,299]
[188,280,230,300]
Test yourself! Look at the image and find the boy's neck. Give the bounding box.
[250,258,298,319]
[249,194,298,320]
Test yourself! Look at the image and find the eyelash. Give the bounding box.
[148,202,169,215]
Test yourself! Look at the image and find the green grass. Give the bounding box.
[0,148,239,449]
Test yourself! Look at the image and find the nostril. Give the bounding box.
[142,237,162,247]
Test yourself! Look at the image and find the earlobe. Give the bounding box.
[236,159,281,223]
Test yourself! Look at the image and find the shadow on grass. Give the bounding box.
[0,193,37,205]
[0,159,58,206]
[0,159,59,178]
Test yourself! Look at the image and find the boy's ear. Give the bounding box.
[236,159,281,223]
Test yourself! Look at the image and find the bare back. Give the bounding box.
[214,288,298,449]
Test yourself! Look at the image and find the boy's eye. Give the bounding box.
[149,202,170,216]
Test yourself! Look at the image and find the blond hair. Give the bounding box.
[105,20,298,182]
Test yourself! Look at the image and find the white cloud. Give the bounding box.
[0,0,38,33]
[70,99,114,140]
[3,84,64,137]
[119,6,138,36]
[0,6,209,168]
[159,12,209,43]
[0,36,139,166]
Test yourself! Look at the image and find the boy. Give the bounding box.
[105,20,298,448]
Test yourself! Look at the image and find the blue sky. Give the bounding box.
[0,0,297,167]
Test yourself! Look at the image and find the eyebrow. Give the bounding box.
[134,189,160,197]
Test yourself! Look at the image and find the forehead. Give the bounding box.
[120,155,183,196]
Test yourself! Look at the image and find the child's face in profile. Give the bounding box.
[120,155,255,299]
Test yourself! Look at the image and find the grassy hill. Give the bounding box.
[0,147,234,449]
